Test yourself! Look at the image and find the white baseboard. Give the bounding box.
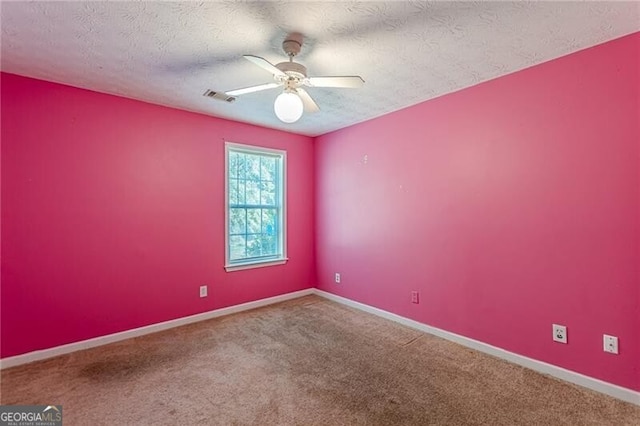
[0,288,314,370]
[313,289,640,406]
[2,287,638,406]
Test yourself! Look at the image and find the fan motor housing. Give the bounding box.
[275,62,307,78]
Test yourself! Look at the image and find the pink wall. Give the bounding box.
[1,73,315,358]
[315,33,639,391]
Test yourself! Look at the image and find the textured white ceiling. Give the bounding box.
[1,1,638,136]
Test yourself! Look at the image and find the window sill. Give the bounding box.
[225,258,289,272]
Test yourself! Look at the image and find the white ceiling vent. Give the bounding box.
[203,90,236,103]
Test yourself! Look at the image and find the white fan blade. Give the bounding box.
[227,83,280,96]
[244,55,286,77]
[296,88,320,113]
[306,76,364,88]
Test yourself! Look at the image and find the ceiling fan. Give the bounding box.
[225,34,364,123]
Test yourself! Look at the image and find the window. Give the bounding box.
[225,142,287,271]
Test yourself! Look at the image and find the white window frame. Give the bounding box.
[224,142,287,272]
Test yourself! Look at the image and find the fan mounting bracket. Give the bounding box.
[282,38,302,57]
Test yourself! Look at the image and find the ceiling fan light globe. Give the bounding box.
[274,92,303,123]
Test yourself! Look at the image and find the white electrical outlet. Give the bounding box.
[603,334,619,354]
[335,273,341,284]
[199,285,208,298]
[552,324,567,344]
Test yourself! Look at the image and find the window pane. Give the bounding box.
[260,181,276,205]
[246,154,260,181]
[229,152,239,178]
[229,178,239,205]
[247,208,261,235]
[262,208,276,235]
[236,179,246,205]
[261,157,276,182]
[246,180,260,205]
[229,208,246,235]
[229,235,246,260]
[246,234,262,257]
[261,234,277,256]
[237,154,246,178]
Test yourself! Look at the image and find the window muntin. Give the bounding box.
[225,143,286,271]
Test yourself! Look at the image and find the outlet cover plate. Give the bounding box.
[603,334,619,354]
[200,285,208,298]
[335,273,341,284]
[552,324,567,344]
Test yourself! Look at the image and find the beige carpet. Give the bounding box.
[1,295,639,425]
